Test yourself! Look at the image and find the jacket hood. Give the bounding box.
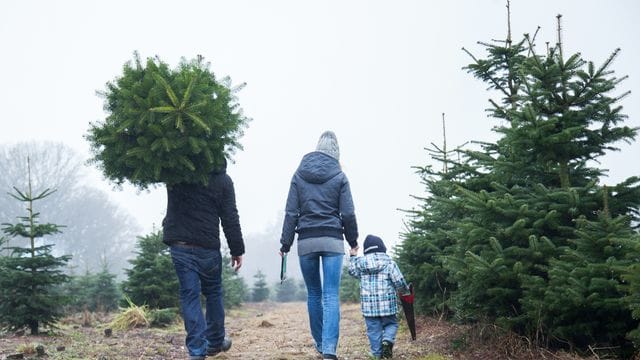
[360,253,392,275]
[296,151,341,184]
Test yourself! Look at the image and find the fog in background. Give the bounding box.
[1,0,638,283]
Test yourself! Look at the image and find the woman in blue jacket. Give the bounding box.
[279,130,359,360]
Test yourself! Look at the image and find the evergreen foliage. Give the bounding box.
[148,308,179,327]
[221,252,247,308]
[251,270,270,302]
[622,232,640,348]
[275,278,299,302]
[65,266,121,313]
[0,142,141,276]
[0,160,70,335]
[340,264,360,303]
[397,11,640,355]
[295,278,307,301]
[121,231,179,309]
[86,53,250,189]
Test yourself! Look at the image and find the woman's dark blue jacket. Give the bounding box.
[280,151,358,253]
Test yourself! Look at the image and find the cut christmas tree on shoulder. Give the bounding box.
[85,53,250,189]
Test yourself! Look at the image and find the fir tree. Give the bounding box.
[121,230,179,309]
[65,271,96,313]
[221,252,247,308]
[0,158,70,335]
[537,213,638,355]
[65,266,121,313]
[91,264,121,312]
[396,114,473,315]
[622,232,640,349]
[295,278,307,301]
[275,278,298,302]
[340,264,360,303]
[399,4,640,354]
[251,270,270,302]
[85,53,250,189]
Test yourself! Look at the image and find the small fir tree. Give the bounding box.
[221,252,247,309]
[0,158,70,334]
[91,264,121,313]
[64,266,121,313]
[340,265,360,303]
[65,271,95,313]
[295,278,307,301]
[275,278,298,302]
[251,270,270,302]
[121,230,179,309]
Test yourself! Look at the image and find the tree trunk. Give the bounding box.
[29,319,38,335]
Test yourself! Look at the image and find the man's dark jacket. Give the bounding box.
[162,166,245,257]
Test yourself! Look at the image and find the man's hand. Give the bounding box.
[231,255,243,272]
[349,246,359,257]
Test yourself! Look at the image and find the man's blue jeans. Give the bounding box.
[299,252,344,356]
[364,315,398,357]
[170,246,224,357]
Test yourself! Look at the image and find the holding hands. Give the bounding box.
[349,246,359,257]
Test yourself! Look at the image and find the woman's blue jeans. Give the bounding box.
[170,246,224,357]
[299,252,344,356]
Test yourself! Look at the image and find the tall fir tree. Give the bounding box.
[0,158,70,335]
[396,115,476,315]
[398,5,640,354]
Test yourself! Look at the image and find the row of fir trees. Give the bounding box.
[397,15,640,357]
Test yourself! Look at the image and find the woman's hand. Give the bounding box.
[349,246,359,257]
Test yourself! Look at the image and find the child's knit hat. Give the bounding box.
[363,234,387,254]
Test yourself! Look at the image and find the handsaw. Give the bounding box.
[280,253,288,284]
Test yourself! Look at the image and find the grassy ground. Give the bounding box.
[0,302,600,359]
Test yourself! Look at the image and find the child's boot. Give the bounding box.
[381,340,393,359]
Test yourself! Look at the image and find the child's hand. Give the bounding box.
[349,246,359,257]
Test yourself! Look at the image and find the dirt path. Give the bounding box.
[0,301,450,360]
[0,301,594,359]
[220,301,437,360]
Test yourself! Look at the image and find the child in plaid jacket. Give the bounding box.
[348,234,409,359]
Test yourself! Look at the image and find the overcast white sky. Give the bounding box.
[1,0,639,258]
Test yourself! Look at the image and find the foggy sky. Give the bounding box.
[1,0,638,281]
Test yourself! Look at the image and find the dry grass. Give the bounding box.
[108,296,150,331]
[15,342,38,354]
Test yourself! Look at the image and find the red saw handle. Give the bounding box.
[400,283,414,304]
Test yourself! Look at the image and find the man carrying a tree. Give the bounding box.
[85,54,251,360]
[162,159,245,360]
